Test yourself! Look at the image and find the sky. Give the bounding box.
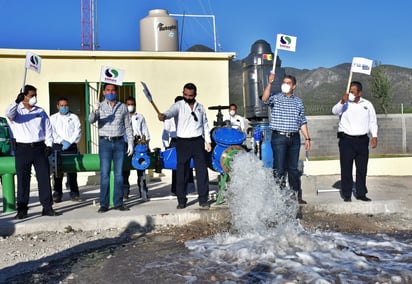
[2,0,412,70]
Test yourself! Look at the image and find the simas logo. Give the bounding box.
[104,68,119,78]
[280,35,292,45]
[30,55,40,66]
[157,23,177,31]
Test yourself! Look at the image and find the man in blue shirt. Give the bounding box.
[262,74,311,204]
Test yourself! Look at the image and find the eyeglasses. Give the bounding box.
[191,111,198,122]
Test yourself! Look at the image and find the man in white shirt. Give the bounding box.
[158,83,211,209]
[123,96,150,200]
[161,96,195,195]
[332,81,378,202]
[50,97,82,202]
[5,85,61,218]
[223,103,245,132]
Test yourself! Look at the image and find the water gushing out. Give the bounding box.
[186,151,412,283]
[225,151,299,235]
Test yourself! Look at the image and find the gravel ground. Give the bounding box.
[1,208,412,283]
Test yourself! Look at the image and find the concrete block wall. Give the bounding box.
[301,114,412,158]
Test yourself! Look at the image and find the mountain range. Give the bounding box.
[229,61,412,115]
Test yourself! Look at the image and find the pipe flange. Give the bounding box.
[220,145,245,173]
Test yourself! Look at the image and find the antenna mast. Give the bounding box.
[81,0,99,50]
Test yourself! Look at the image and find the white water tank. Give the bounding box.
[140,9,178,51]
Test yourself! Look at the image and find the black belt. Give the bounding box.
[99,136,124,141]
[177,136,202,140]
[16,141,45,147]
[343,133,368,138]
[272,130,299,137]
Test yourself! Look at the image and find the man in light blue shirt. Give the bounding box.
[89,83,134,213]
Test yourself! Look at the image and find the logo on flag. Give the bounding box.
[100,66,125,86]
[276,33,297,52]
[351,57,373,75]
[25,52,42,73]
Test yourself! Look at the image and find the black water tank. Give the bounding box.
[242,40,285,121]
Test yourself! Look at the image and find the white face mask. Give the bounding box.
[281,83,291,94]
[348,93,356,102]
[127,105,135,113]
[28,96,37,106]
[229,110,236,116]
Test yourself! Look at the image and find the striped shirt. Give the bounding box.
[89,100,133,145]
[5,102,53,146]
[164,100,211,143]
[264,92,307,132]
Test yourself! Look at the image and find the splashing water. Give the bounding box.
[225,151,299,235]
[186,152,412,283]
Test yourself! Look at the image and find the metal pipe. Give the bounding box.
[0,154,136,212]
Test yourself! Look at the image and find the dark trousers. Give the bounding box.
[169,137,194,194]
[52,143,79,197]
[122,169,147,195]
[339,135,369,198]
[271,133,302,197]
[176,137,209,204]
[15,142,53,212]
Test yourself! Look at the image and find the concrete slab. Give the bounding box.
[1,168,412,236]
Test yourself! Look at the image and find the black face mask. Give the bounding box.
[183,97,195,104]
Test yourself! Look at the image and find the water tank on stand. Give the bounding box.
[140,9,178,51]
[242,40,285,122]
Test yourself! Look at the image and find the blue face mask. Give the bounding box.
[59,106,69,115]
[105,93,116,101]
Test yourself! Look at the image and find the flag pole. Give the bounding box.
[22,68,27,92]
[346,71,353,93]
[271,48,278,74]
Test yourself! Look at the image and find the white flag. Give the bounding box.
[100,66,125,86]
[351,57,373,75]
[276,33,297,52]
[25,52,42,73]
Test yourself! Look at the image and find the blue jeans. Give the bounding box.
[271,133,301,196]
[99,138,125,208]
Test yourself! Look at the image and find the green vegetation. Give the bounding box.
[370,61,392,114]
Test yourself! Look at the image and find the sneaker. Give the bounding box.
[98,206,109,213]
[41,208,62,216]
[356,196,372,202]
[114,205,130,211]
[15,211,28,219]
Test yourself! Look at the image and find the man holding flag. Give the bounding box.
[89,80,134,213]
[332,57,378,202]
